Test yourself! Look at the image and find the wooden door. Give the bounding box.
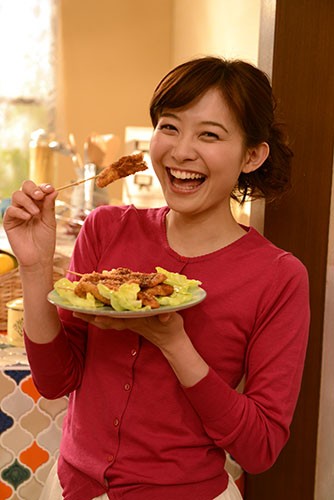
[245,1,334,499]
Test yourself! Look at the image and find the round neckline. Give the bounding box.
[159,206,253,263]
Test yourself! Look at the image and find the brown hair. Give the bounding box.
[150,56,293,203]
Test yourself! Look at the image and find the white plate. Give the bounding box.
[47,288,207,318]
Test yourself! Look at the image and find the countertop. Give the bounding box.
[0,336,28,368]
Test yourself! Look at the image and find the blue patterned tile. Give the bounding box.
[4,370,30,385]
[0,409,14,433]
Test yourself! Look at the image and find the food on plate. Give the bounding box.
[53,267,202,312]
[74,268,173,308]
[95,152,148,188]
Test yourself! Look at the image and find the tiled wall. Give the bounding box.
[0,370,68,499]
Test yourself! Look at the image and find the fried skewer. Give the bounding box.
[69,267,174,309]
[56,152,148,192]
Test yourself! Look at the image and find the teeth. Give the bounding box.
[170,168,204,180]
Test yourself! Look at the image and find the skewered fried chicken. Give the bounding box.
[56,152,149,193]
[96,152,148,188]
[73,267,174,308]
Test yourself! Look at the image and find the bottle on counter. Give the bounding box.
[29,129,56,186]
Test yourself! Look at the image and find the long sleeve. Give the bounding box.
[182,253,310,473]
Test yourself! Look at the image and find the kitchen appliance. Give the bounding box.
[122,127,165,208]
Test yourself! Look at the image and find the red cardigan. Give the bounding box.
[25,205,310,500]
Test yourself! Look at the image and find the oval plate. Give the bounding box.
[47,287,206,318]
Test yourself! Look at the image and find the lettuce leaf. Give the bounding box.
[154,268,202,307]
[54,278,103,309]
[156,291,193,307]
[97,282,147,312]
[155,267,201,292]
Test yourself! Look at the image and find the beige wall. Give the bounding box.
[172,0,261,65]
[56,0,261,204]
[56,0,173,200]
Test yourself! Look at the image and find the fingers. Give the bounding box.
[21,181,57,206]
[73,312,127,330]
[6,181,57,221]
[158,313,171,323]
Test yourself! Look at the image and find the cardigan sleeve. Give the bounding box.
[24,319,86,399]
[182,254,310,474]
[24,209,107,399]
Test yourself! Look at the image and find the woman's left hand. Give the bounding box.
[73,310,209,387]
[73,311,186,350]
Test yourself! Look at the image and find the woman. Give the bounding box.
[3,56,309,500]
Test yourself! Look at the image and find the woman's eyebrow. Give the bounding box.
[160,112,179,120]
[202,120,229,134]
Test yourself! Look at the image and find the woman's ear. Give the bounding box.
[242,142,270,173]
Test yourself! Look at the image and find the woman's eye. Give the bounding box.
[201,131,220,140]
[157,123,178,134]
[159,123,177,131]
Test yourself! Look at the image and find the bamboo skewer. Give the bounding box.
[66,270,84,277]
[56,174,99,192]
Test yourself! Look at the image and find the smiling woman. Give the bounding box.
[0,0,57,198]
[3,56,309,500]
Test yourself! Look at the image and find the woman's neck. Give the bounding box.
[165,208,246,258]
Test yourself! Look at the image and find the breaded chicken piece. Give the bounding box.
[74,280,111,304]
[96,152,148,188]
[140,284,174,297]
[137,291,161,309]
[73,268,173,309]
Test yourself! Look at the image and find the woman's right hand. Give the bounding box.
[3,181,58,269]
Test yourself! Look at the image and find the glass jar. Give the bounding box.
[29,129,56,185]
[6,297,24,347]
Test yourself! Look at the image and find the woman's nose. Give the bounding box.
[171,136,198,163]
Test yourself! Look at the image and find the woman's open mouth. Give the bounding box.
[167,168,206,191]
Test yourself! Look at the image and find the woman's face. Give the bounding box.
[150,88,254,218]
